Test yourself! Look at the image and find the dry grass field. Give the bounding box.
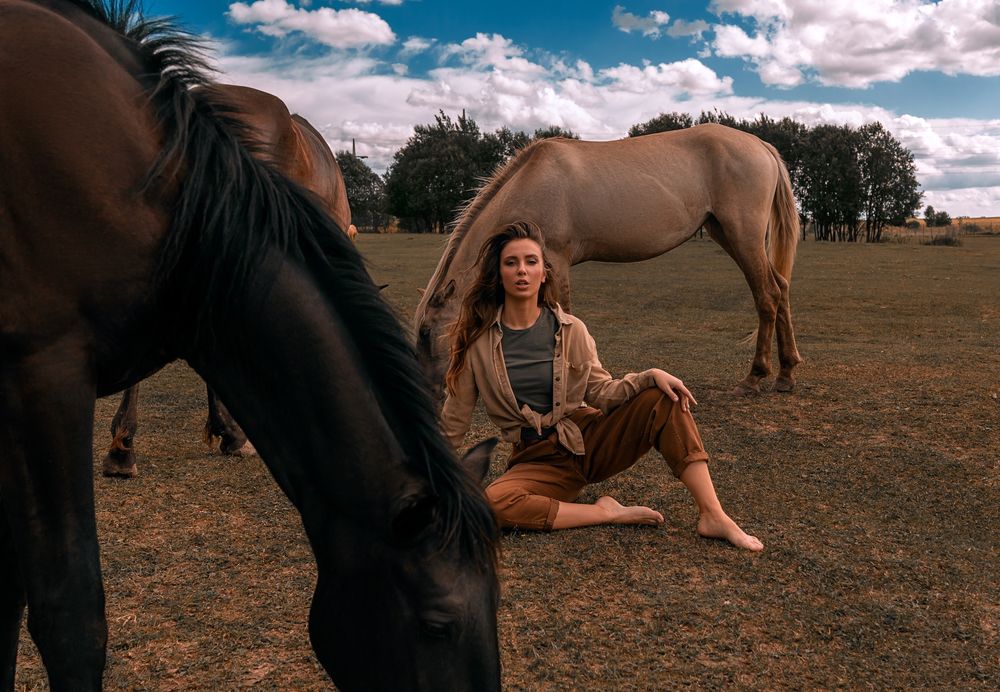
[14,234,1000,689]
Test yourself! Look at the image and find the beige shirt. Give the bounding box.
[441,304,656,455]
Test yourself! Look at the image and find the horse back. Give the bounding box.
[0,2,168,313]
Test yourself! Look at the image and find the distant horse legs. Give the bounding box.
[706,217,786,394]
[771,265,802,392]
[0,342,107,690]
[0,496,26,690]
[205,386,249,455]
[103,384,139,477]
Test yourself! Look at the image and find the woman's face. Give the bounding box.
[499,238,545,301]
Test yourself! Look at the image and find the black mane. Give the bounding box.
[71,0,498,569]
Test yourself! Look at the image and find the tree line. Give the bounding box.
[337,109,926,242]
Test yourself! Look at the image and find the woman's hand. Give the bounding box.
[651,369,697,412]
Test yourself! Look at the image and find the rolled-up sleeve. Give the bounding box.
[440,363,478,450]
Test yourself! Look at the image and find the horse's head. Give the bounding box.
[415,277,460,406]
[307,439,500,691]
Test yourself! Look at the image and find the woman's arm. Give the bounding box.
[649,368,697,412]
[439,363,479,450]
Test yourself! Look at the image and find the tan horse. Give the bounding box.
[414,124,802,400]
[103,84,357,477]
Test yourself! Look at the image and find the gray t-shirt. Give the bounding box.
[501,307,558,414]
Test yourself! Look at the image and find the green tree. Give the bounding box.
[335,151,388,232]
[800,124,863,241]
[857,122,922,242]
[532,125,579,140]
[628,112,693,137]
[923,205,953,227]
[481,126,530,172]
[384,111,494,233]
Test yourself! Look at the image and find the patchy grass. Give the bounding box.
[15,235,1000,689]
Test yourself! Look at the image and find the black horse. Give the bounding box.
[0,0,500,689]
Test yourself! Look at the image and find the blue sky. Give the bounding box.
[155,0,1000,216]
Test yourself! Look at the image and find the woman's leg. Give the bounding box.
[583,389,763,550]
[484,432,663,530]
[679,462,763,551]
[551,496,663,529]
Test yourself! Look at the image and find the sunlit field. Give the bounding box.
[16,234,999,689]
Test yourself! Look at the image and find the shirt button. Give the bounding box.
[555,402,561,407]
[555,376,560,381]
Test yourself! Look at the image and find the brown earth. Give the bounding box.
[15,234,1000,689]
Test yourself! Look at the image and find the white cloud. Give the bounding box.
[400,36,435,56]
[600,59,734,96]
[440,33,547,74]
[210,28,1000,216]
[667,19,711,39]
[704,0,1000,88]
[228,0,395,48]
[612,5,671,38]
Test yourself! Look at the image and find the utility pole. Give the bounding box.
[352,138,368,159]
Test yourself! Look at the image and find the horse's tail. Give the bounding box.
[763,141,799,282]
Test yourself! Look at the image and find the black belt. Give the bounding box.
[520,426,557,446]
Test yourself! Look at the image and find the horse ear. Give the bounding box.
[460,438,498,485]
[429,279,456,308]
[417,287,426,296]
[377,283,389,292]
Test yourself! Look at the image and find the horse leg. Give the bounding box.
[705,218,780,395]
[102,384,139,477]
[0,344,107,689]
[771,266,803,392]
[0,495,26,691]
[204,385,249,455]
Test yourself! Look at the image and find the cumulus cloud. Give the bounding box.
[600,59,734,96]
[667,19,711,39]
[704,0,1000,88]
[211,26,1000,216]
[440,33,547,74]
[400,36,435,56]
[227,0,395,48]
[612,5,671,38]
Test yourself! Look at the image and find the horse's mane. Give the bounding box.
[70,0,498,570]
[418,138,547,315]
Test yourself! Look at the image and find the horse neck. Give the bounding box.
[191,251,412,532]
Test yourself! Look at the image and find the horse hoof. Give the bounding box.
[775,376,795,393]
[731,383,761,397]
[102,457,137,478]
[220,437,250,456]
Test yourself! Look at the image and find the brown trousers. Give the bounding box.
[485,388,709,531]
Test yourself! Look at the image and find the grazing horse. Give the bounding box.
[103,84,358,477]
[414,126,803,400]
[0,1,499,689]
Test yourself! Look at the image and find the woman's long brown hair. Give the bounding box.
[445,221,557,396]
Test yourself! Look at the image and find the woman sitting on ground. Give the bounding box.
[440,221,762,550]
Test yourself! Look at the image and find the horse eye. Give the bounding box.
[419,619,454,640]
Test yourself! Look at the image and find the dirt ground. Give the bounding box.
[15,234,999,689]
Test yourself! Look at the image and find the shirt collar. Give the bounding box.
[492,302,571,330]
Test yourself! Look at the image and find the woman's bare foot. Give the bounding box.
[596,496,664,526]
[697,510,764,551]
